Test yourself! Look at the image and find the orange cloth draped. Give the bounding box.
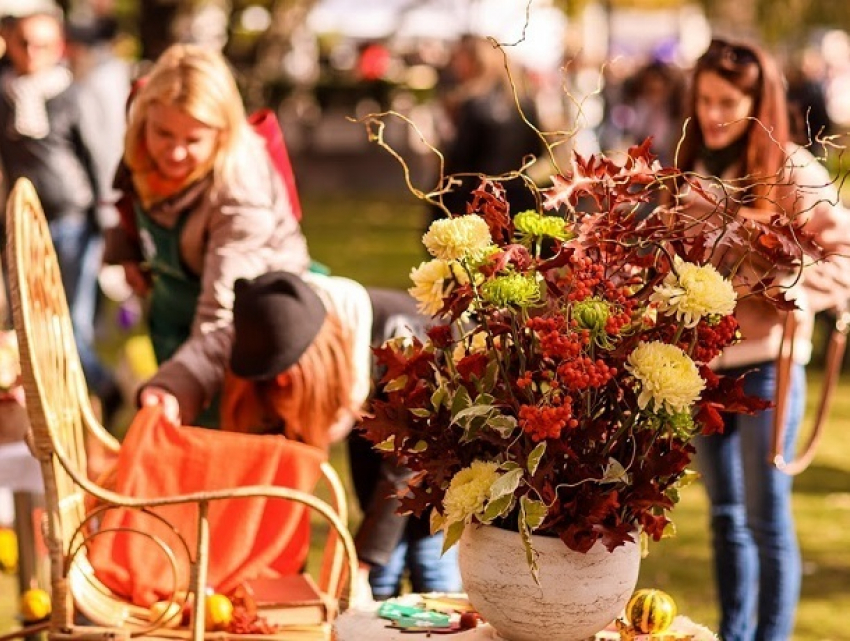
[87,406,325,607]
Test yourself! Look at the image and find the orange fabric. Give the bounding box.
[87,406,326,607]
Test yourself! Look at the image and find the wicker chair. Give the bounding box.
[4,178,358,641]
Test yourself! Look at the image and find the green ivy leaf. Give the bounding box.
[384,375,408,393]
[375,436,395,451]
[527,442,546,476]
[489,467,523,501]
[474,393,496,405]
[487,414,518,437]
[409,407,431,418]
[480,494,515,524]
[520,495,548,531]
[452,403,497,426]
[411,440,428,452]
[600,457,629,484]
[450,386,472,418]
[518,502,540,585]
[441,520,465,555]
[431,385,448,410]
[501,461,521,471]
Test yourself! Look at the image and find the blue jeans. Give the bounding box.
[694,362,804,641]
[49,215,114,398]
[369,532,462,599]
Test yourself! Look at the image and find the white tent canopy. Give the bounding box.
[306,0,567,72]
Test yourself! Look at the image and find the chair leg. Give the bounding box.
[190,501,210,641]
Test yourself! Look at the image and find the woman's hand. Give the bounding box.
[140,386,181,425]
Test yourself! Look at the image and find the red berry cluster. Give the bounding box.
[557,356,616,390]
[528,315,586,360]
[519,401,578,441]
[691,315,740,363]
[656,313,739,363]
[558,256,606,302]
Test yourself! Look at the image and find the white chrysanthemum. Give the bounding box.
[443,460,501,526]
[409,259,453,315]
[423,215,493,261]
[626,342,705,414]
[651,257,737,328]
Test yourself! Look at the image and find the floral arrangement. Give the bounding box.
[356,131,820,577]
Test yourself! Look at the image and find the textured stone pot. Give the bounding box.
[458,524,641,641]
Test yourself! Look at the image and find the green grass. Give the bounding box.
[3,193,850,640]
[638,371,850,641]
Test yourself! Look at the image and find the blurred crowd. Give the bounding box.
[1,2,850,638]
[0,1,848,428]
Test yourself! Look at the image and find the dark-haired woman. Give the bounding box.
[677,38,849,641]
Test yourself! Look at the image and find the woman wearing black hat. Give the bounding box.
[219,271,462,605]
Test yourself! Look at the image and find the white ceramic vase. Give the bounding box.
[458,524,641,641]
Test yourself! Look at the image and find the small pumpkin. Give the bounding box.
[625,588,677,634]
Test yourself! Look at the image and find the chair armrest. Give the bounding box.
[83,483,359,608]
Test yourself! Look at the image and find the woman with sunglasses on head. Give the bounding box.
[676,38,850,641]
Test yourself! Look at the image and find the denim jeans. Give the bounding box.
[694,362,804,641]
[49,215,114,398]
[369,531,462,599]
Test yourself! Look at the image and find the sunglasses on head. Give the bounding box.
[704,39,759,68]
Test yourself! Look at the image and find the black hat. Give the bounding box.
[230,271,327,381]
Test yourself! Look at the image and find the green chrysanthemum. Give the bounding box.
[572,298,611,333]
[667,410,697,439]
[513,210,570,240]
[481,273,540,308]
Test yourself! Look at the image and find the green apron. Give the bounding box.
[136,205,220,427]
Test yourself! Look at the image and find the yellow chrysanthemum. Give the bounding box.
[409,259,453,316]
[452,331,489,363]
[650,257,737,328]
[423,215,493,261]
[625,342,705,414]
[443,460,501,526]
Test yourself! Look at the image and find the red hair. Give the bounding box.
[220,314,358,450]
[677,39,792,213]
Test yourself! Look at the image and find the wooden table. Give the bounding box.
[333,598,718,641]
[334,604,502,640]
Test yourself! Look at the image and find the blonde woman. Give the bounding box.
[104,44,309,426]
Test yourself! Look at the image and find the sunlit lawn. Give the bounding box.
[2,193,849,640]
